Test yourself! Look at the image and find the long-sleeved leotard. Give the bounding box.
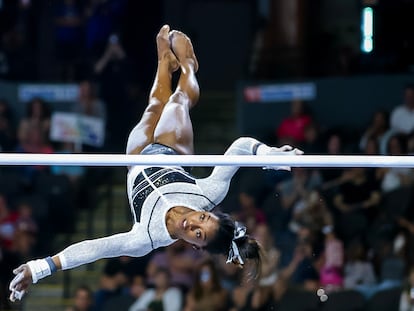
[57,137,268,270]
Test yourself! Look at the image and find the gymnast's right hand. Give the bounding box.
[262,144,304,171]
[9,264,32,302]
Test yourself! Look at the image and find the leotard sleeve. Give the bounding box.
[197,137,267,207]
[56,223,149,270]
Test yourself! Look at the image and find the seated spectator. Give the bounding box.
[277,167,322,216]
[253,223,280,286]
[377,133,414,193]
[184,258,230,311]
[360,238,406,299]
[66,284,95,311]
[289,190,334,238]
[343,239,377,290]
[233,190,267,230]
[71,79,106,151]
[129,267,182,311]
[146,240,202,292]
[333,167,382,243]
[15,121,54,183]
[18,97,52,143]
[320,131,346,191]
[288,239,320,291]
[276,99,312,144]
[128,275,147,306]
[92,258,130,311]
[215,254,242,292]
[300,121,324,154]
[390,84,414,135]
[359,109,390,154]
[319,226,344,291]
[73,79,106,120]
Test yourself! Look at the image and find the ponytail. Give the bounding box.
[205,211,262,278]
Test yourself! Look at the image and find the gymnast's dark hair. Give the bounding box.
[204,211,262,278]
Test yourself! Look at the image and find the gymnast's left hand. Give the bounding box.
[9,264,32,302]
[263,144,304,171]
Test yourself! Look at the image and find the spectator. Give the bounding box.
[72,79,106,120]
[184,258,230,311]
[146,240,202,292]
[333,167,381,243]
[359,109,390,154]
[319,226,344,291]
[129,267,182,311]
[71,79,106,151]
[53,0,84,81]
[253,223,280,286]
[390,84,414,135]
[377,133,414,193]
[18,97,52,144]
[92,258,129,311]
[15,121,54,182]
[319,131,346,195]
[93,33,137,149]
[289,190,334,238]
[101,274,146,311]
[233,190,267,230]
[343,239,376,290]
[288,239,320,291]
[215,254,242,292]
[300,121,324,154]
[66,284,94,311]
[127,275,147,306]
[276,99,312,144]
[277,167,323,214]
[84,0,126,61]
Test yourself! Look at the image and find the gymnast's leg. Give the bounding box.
[126,24,179,155]
[152,30,199,155]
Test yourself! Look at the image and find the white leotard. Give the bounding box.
[57,137,263,270]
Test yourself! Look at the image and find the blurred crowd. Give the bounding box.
[0,83,412,311]
[55,82,414,311]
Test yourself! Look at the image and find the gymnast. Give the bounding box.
[9,24,303,302]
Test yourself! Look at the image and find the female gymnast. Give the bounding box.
[9,25,303,302]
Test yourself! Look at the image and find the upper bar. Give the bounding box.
[0,154,413,167]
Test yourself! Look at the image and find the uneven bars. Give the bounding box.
[0,153,413,168]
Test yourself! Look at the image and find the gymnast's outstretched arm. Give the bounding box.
[197,137,303,206]
[9,224,147,301]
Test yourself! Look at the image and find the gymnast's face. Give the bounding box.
[177,211,219,248]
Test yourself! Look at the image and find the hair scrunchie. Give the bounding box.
[226,222,246,265]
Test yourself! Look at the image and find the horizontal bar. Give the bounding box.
[0,153,413,168]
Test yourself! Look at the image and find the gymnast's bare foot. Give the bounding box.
[169,30,199,72]
[157,24,179,72]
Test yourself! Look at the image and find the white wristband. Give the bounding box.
[27,259,52,284]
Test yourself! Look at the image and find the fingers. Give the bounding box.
[280,145,293,151]
[278,145,304,155]
[9,289,25,302]
[9,271,26,302]
[294,148,304,155]
[13,264,26,275]
[9,271,24,291]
